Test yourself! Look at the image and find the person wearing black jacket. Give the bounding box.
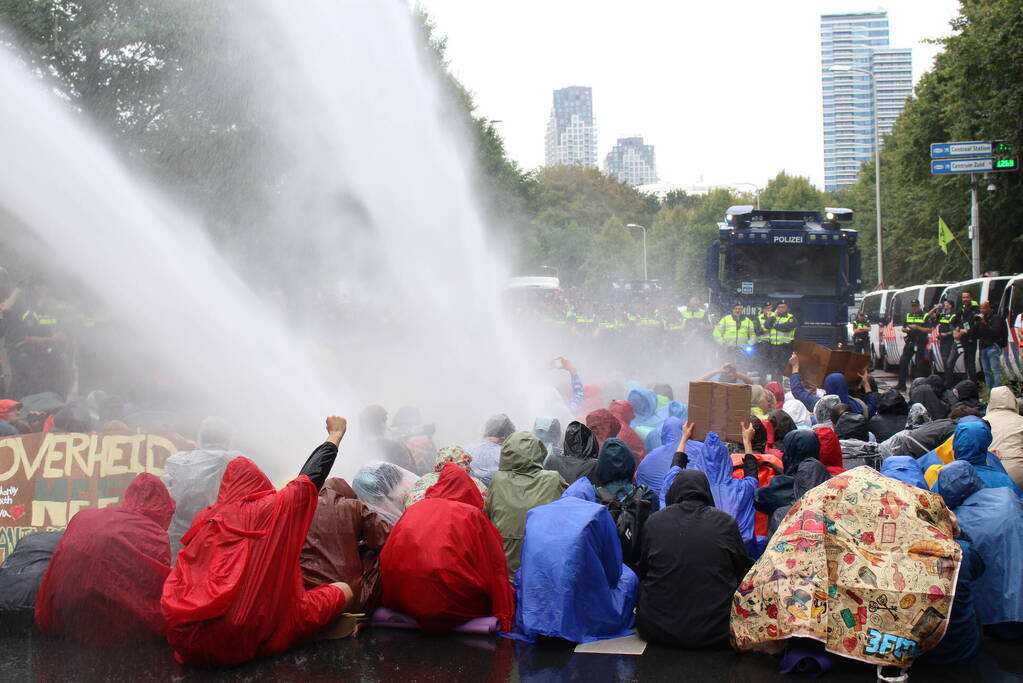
[636,469,752,648]
[956,291,981,382]
[754,430,820,517]
[867,390,909,442]
[543,421,599,484]
[896,299,933,391]
[976,300,1007,389]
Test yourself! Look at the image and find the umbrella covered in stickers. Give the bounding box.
[730,466,961,668]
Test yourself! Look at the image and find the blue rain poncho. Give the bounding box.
[660,432,755,547]
[879,455,928,490]
[512,484,638,643]
[635,417,683,492]
[938,460,1023,628]
[627,387,685,444]
[931,420,1023,499]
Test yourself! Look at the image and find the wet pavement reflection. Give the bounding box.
[2,617,1021,682]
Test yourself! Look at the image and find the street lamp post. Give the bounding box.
[731,182,761,209]
[626,223,648,281]
[830,63,883,286]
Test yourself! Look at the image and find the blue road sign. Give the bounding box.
[930,141,993,158]
[931,157,1018,174]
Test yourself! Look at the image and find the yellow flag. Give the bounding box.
[938,216,954,255]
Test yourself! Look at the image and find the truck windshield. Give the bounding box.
[731,243,839,297]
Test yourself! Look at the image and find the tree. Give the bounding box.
[841,0,1023,287]
[758,172,823,211]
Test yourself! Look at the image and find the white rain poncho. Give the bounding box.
[352,460,419,526]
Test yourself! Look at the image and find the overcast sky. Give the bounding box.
[416,0,962,190]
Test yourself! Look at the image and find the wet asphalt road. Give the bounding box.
[2,616,1022,683]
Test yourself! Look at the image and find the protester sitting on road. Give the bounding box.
[661,423,758,551]
[932,420,1023,499]
[593,438,658,570]
[485,431,567,575]
[950,380,984,416]
[0,531,62,620]
[814,426,845,475]
[789,353,876,418]
[868,390,911,442]
[937,460,1023,641]
[767,459,830,538]
[585,408,620,447]
[754,430,821,517]
[36,473,174,646]
[532,417,563,460]
[381,464,514,633]
[514,483,638,643]
[768,409,797,445]
[750,385,773,419]
[404,446,487,508]
[161,417,352,666]
[910,378,949,420]
[544,420,600,485]
[636,469,752,648]
[697,363,754,385]
[812,394,842,429]
[352,461,419,526]
[391,406,437,475]
[359,405,418,474]
[466,413,516,486]
[986,386,1023,488]
[635,417,683,492]
[606,401,647,461]
[879,455,928,490]
[730,416,784,539]
[833,405,870,441]
[161,416,241,559]
[781,399,811,429]
[301,477,391,614]
[765,382,785,407]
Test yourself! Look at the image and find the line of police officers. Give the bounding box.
[535,295,798,380]
[853,290,1004,391]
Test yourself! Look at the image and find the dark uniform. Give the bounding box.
[896,301,932,390]
[936,309,960,387]
[957,299,981,382]
[852,317,871,356]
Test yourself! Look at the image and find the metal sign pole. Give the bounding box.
[970,173,981,278]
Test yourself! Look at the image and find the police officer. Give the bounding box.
[677,296,709,341]
[852,312,871,355]
[935,299,960,387]
[956,291,981,382]
[762,301,797,381]
[895,298,933,391]
[713,302,756,367]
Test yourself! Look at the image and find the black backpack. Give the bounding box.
[595,485,651,568]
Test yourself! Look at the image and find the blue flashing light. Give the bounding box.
[743,345,756,355]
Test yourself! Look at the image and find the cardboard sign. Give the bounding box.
[784,341,870,390]
[0,432,180,562]
[687,381,751,443]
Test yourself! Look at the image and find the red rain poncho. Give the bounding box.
[380,463,514,632]
[161,456,346,665]
[815,426,847,476]
[35,473,174,646]
[606,401,646,460]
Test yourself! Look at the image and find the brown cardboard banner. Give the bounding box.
[687,381,751,443]
[784,341,870,390]
[0,432,180,562]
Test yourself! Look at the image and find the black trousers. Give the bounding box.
[940,339,958,387]
[961,340,977,381]
[898,338,928,388]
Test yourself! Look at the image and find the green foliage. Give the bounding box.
[759,171,823,211]
[841,0,1023,287]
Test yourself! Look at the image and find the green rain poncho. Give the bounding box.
[484,431,567,574]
